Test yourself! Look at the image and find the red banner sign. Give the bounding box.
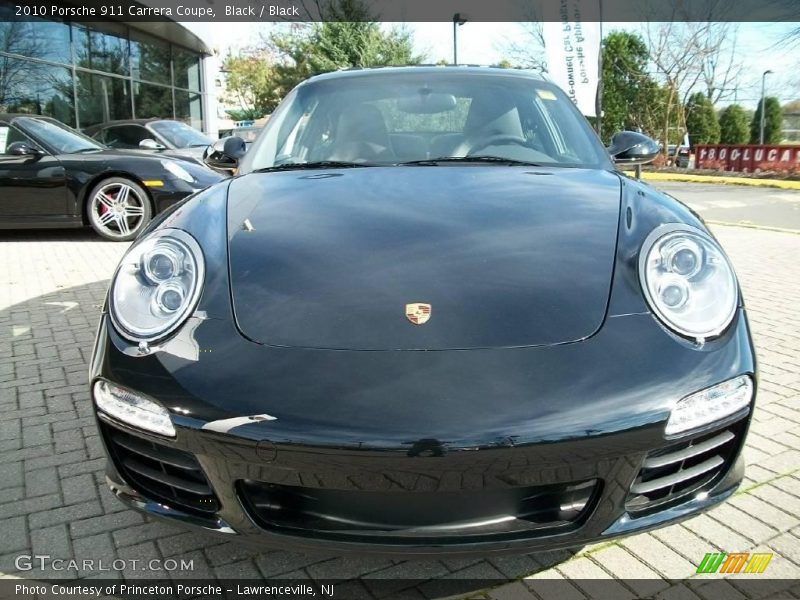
[695,145,800,172]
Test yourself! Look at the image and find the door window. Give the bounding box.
[0,124,39,155]
[103,125,152,149]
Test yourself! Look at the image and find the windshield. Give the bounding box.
[240,71,611,172]
[150,120,212,149]
[17,117,103,154]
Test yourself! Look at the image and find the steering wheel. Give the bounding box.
[466,134,528,155]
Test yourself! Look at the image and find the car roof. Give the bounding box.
[303,65,548,85]
[0,113,61,122]
[83,118,169,133]
[0,114,171,133]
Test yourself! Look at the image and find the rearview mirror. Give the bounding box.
[7,141,44,157]
[397,92,457,114]
[204,136,246,171]
[139,138,166,150]
[607,131,659,166]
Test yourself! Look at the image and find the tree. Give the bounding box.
[784,100,800,143]
[781,27,800,49]
[644,3,742,153]
[750,97,783,144]
[498,22,546,72]
[222,51,282,117]
[271,21,423,98]
[684,92,719,145]
[223,0,423,118]
[0,19,60,113]
[225,108,261,122]
[717,104,749,144]
[694,23,742,104]
[600,31,667,143]
[645,22,698,153]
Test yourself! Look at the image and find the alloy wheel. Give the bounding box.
[90,182,147,240]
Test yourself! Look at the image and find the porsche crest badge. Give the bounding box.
[405,303,432,325]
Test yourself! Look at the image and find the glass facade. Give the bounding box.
[0,3,205,132]
[77,73,132,128]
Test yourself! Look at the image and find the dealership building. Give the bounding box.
[0,1,218,135]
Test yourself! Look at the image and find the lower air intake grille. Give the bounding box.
[101,423,219,516]
[239,479,599,544]
[626,421,744,514]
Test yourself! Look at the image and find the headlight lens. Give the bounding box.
[110,229,204,342]
[639,226,737,339]
[161,159,194,183]
[94,380,175,437]
[665,375,752,435]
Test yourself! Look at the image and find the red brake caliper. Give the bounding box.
[98,190,116,216]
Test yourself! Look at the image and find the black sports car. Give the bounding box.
[90,67,755,556]
[0,115,222,241]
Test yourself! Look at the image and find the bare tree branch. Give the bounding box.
[642,0,741,148]
[496,22,546,72]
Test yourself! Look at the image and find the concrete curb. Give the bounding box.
[623,171,800,191]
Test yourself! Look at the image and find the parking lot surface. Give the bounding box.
[652,181,800,232]
[1,192,799,598]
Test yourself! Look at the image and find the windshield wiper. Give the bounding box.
[399,156,545,167]
[73,147,102,153]
[253,160,380,173]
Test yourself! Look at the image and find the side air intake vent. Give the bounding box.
[101,423,219,516]
[627,421,744,513]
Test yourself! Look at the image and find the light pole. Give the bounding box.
[452,13,466,65]
[759,70,773,145]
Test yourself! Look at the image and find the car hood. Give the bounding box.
[226,166,622,350]
[84,148,221,184]
[162,146,207,161]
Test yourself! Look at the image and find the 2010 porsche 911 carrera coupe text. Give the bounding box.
[90,67,756,556]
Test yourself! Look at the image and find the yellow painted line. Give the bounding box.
[706,220,800,235]
[142,179,165,187]
[734,466,800,496]
[623,171,800,190]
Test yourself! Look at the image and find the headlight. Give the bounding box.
[639,225,737,340]
[94,380,175,437]
[161,159,194,183]
[665,375,752,435]
[109,229,204,342]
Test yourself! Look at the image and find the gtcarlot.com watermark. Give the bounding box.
[15,554,193,572]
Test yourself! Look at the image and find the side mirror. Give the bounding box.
[7,141,44,157]
[203,136,246,171]
[607,131,659,166]
[139,138,166,150]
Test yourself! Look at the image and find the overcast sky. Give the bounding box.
[185,21,799,107]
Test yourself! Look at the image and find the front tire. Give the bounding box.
[87,177,152,241]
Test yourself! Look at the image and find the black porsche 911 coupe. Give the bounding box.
[0,115,222,241]
[90,67,755,556]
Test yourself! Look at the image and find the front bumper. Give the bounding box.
[90,309,755,556]
[98,418,746,557]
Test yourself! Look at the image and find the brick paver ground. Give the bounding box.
[1,223,798,599]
